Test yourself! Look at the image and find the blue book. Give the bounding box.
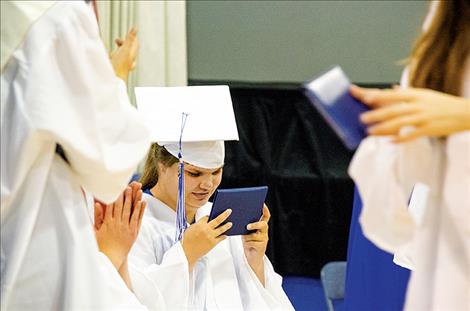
[303,66,369,150]
[208,186,268,236]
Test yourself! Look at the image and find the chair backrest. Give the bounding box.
[320,261,347,311]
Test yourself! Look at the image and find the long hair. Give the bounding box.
[140,143,179,190]
[408,0,470,95]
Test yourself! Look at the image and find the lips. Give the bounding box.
[192,192,209,200]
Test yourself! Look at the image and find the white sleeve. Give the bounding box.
[129,223,191,310]
[229,237,294,310]
[97,252,147,310]
[127,263,166,311]
[4,1,150,205]
[348,136,443,253]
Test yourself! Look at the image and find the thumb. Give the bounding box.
[115,38,124,47]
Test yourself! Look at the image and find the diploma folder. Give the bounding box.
[208,186,268,236]
[303,66,369,150]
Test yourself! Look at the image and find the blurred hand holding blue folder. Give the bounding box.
[209,186,268,236]
[304,66,369,150]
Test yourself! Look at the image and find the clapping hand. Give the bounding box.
[94,181,146,270]
[110,27,139,82]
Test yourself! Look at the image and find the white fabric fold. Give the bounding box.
[1,2,151,309]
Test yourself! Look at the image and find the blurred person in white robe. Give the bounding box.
[0,1,159,309]
[348,1,470,309]
[129,86,294,310]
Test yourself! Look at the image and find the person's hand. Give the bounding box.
[110,27,139,82]
[350,85,470,143]
[181,209,233,271]
[242,204,270,286]
[95,185,146,270]
[94,181,143,231]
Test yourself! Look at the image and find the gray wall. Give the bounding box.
[187,0,428,84]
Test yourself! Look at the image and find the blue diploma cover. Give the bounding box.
[209,186,268,236]
[303,66,369,150]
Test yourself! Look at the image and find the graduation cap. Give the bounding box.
[135,85,239,241]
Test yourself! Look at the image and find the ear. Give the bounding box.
[158,162,167,175]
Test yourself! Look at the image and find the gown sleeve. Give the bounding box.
[348,135,444,253]
[129,220,191,310]
[229,237,294,310]
[1,0,150,207]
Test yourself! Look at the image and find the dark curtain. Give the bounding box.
[190,80,387,277]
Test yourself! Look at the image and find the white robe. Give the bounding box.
[348,54,470,311]
[1,2,156,310]
[129,193,294,310]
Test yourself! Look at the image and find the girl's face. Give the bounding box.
[158,162,223,212]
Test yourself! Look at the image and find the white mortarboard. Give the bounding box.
[135,85,239,241]
[135,85,239,169]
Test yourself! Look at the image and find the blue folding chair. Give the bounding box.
[320,261,347,311]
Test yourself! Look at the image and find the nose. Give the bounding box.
[200,176,213,190]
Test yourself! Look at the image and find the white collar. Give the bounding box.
[142,192,212,226]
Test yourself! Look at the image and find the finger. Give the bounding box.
[360,103,419,125]
[129,42,139,62]
[394,133,423,144]
[350,85,382,105]
[214,222,232,237]
[260,205,271,222]
[350,85,380,98]
[104,201,113,221]
[122,187,132,223]
[133,189,143,209]
[214,235,227,244]
[94,202,104,230]
[197,215,210,224]
[129,181,141,191]
[113,190,125,219]
[393,124,435,143]
[131,200,142,230]
[351,86,417,107]
[138,201,147,230]
[128,26,138,37]
[368,114,425,136]
[125,27,138,43]
[129,181,142,207]
[208,209,232,229]
[247,221,268,234]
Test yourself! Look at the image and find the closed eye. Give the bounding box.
[186,171,200,177]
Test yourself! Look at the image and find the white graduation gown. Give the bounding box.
[349,61,470,310]
[1,2,155,310]
[129,193,295,310]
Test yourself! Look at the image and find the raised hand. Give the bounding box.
[110,27,139,82]
[350,85,470,143]
[181,209,233,271]
[95,184,146,270]
[242,204,270,286]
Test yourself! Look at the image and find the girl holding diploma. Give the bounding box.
[128,86,294,310]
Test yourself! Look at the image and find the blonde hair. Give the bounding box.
[408,0,470,95]
[140,143,179,190]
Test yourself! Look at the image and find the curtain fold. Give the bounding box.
[97,0,187,104]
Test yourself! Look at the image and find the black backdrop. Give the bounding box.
[189,80,383,277]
